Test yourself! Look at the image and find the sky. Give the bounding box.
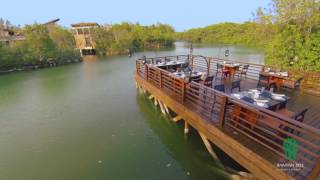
[1,0,270,31]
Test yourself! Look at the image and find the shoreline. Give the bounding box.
[0,58,83,75]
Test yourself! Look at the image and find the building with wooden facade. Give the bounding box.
[71,22,99,56]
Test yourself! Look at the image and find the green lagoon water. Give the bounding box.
[0,42,263,180]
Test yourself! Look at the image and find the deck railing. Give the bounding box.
[225,98,320,179]
[301,72,320,96]
[190,55,264,80]
[135,56,320,179]
[139,55,320,96]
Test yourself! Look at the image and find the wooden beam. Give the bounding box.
[138,86,143,94]
[184,121,189,134]
[158,100,167,115]
[154,98,158,106]
[199,131,224,169]
[148,95,154,100]
[163,103,170,114]
[172,115,183,123]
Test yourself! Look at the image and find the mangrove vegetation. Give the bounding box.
[177,0,320,72]
[92,23,175,55]
[0,22,81,71]
[0,21,175,71]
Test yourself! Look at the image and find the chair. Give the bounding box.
[181,62,189,69]
[231,80,241,93]
[216,64,230,78]
[200,76,214,87]
[155,59,162,64]
[277,106,311,135]
[167,68,175,73]
[257,74,275,89]
[214,84,225,93]
[277,100,288,110]
[236,65,249,79]
[183,66,192,74]
[190,75,202,82]
[292,106,311,122]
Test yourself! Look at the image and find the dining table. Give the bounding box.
[230,88,290,128]
[153,60,188,69]
[231,89,289,110]
[260,71,289,90]
[220,63,240,79]
[172,71,204,82]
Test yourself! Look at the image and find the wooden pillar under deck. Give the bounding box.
[184,121,189,134]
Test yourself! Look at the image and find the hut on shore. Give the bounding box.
[71,22,99,56]
[0,28,25,46]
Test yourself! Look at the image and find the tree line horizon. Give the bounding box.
[0,0,319,72]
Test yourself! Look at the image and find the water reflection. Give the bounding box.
[137,95,229,180]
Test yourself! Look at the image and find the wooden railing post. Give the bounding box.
[208,57,211,76]
[159,69,162,88]
[136,60,139,73]
[190,56,194,69]
[219,96,228,127]
[182,80,186,103]
[145,64,148,81]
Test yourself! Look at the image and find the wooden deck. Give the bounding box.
[135,55,320,180]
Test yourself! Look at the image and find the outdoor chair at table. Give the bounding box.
[181,62,189,69]
[189,74,202,82]
[231,80,241,93]
[216,64,230,79]
[236,64,249,79]
[214,84,225,93]
[257,74,276,90]
[199,76,214,87]
[277,106,311,136]
[167,68,176,73]
[282,106,311,135]
[277,106,311,122]
[155,59,162,64]
[276,99,288,111]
